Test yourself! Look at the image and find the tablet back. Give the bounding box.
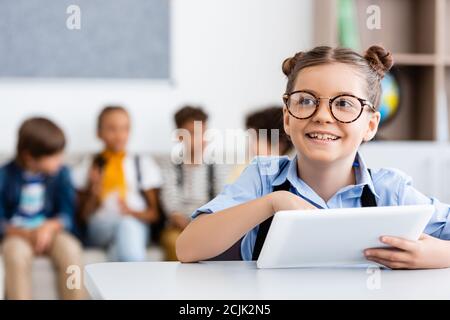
[256,205,434,269]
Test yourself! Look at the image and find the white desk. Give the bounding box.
[84,261,450,300]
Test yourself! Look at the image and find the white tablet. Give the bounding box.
[256,205,434,269]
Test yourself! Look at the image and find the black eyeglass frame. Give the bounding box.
[283,90,377,124]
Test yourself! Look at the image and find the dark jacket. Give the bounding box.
[0,160,75,238]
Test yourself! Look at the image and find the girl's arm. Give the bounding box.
[76,188,100,222]
[119,189,160,223]
[176,191,316,263]
[76,165,102,222]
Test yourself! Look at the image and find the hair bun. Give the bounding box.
[282,51,305,76]
[364,45,394,78]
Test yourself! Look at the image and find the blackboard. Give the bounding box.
[0,0,170,79]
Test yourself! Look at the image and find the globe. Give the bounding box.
[379,73,400,126]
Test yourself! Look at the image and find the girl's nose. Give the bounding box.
[311,98,335,123]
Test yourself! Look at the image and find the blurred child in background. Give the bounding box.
[227,106,294,183]
[160,105,227,260]
[0,117,83,300]
[73,106,162,262]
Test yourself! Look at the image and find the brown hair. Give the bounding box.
[174,105,208,128]
[282,45,394,109]
[16,117,66,161]
[97,105,129,131]
[246,106,293,155]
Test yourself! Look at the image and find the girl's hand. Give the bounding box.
[118,199,159,223]
[88,166,103,197]
[269,190,317,213]
[118,199,133,216]
[364,233,450,269]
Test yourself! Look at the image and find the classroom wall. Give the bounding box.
[0,0,313,154]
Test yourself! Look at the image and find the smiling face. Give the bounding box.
[283,62,380,165]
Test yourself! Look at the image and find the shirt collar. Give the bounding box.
[272,159,291,187]
[271,154,328,208]
[270,151,379,204]
[353,152,380,200]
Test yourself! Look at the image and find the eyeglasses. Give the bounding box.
[283,90,376,123]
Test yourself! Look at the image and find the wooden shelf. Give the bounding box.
[377,66,436,141]
[446,0,450,55]
[355,0,436,55]
[393,53,437,66]
[313,0,450,141]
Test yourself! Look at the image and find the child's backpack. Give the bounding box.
[134,155,168,245]
[174,163,216,201]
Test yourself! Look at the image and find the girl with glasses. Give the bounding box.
[176,45,450,270]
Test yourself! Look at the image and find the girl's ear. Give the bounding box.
[363,111,381,142]
[283,107,291,137]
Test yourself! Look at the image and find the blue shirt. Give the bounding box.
[192,153,450,260]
